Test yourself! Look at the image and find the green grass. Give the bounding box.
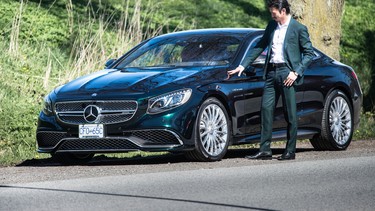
[0,46,46,166]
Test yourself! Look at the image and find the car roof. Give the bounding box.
[154,28,263,39]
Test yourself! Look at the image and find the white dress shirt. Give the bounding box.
[270,15,292,64]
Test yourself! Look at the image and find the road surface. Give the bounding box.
[1,140,374,210]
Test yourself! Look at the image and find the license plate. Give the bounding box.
[79,124,104,138]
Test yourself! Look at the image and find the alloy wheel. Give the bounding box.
[329,96,352,145]
[199,104,228,156]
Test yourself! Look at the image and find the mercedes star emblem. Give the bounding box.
[83,105,100,123]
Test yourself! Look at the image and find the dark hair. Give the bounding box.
[267,0,291,14]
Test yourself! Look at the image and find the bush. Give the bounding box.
[353,112,375,140]
[341,0,375,112]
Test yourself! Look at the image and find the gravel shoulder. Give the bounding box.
[1,139,374,184]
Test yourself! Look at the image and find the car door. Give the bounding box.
[222,73,254,137]
[297,50,325,129]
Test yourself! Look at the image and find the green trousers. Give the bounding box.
[260,66,297,153]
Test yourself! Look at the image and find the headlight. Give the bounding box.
[147,89,192,114]
[42,94,53,116]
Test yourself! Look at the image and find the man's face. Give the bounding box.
[269,7,286,23]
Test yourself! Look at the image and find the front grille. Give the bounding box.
[55,100,137,125]
[58,138,140,151]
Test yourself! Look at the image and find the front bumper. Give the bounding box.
[36,129,185,153]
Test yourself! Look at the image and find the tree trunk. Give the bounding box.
[289,0,345,61]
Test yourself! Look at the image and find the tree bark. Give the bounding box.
[289,0,345,60]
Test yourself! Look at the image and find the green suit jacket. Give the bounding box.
[241,18,315,85]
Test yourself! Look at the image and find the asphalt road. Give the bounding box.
[1,140,375,210]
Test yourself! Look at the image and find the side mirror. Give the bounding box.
[105,59,116,68]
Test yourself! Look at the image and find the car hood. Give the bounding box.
[56,67,216,99]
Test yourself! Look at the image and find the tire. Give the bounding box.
[51,152,94,165]
[185,97,231,161]
[310,90,353,150]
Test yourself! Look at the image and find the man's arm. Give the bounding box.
[227,21,275,77]
[240,22,275,68]
[295,25,314,76]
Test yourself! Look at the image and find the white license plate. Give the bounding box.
[79,124,104,138]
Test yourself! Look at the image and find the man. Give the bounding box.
[227,0,314,160]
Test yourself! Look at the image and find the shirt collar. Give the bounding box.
[278,15,292,28]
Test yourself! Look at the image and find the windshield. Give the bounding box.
[116,34,244,69]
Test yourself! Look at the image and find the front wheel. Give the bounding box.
[310,90,353,150]
[185,98,231,161]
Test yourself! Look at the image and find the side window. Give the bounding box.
[243,36,268,66]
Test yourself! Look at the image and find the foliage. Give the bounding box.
[341,0,375,112]
[160,0,268,30]
[0,0,69,48]
[0,40,54,165]
[0,0,374,166]
[353,112,375,140]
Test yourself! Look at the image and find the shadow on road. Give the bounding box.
[16,147,315,167]
[0,184,278,211]
[224,147,315,159]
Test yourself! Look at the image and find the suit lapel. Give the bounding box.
[283,18,296,70]
[263,22,278,79]
[266,21,277,62]
[284,18,295,50]
[268,21,277,50]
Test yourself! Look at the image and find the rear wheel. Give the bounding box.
[185,98,231,161]
[51,153,94,165]
[310,90,353,150]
